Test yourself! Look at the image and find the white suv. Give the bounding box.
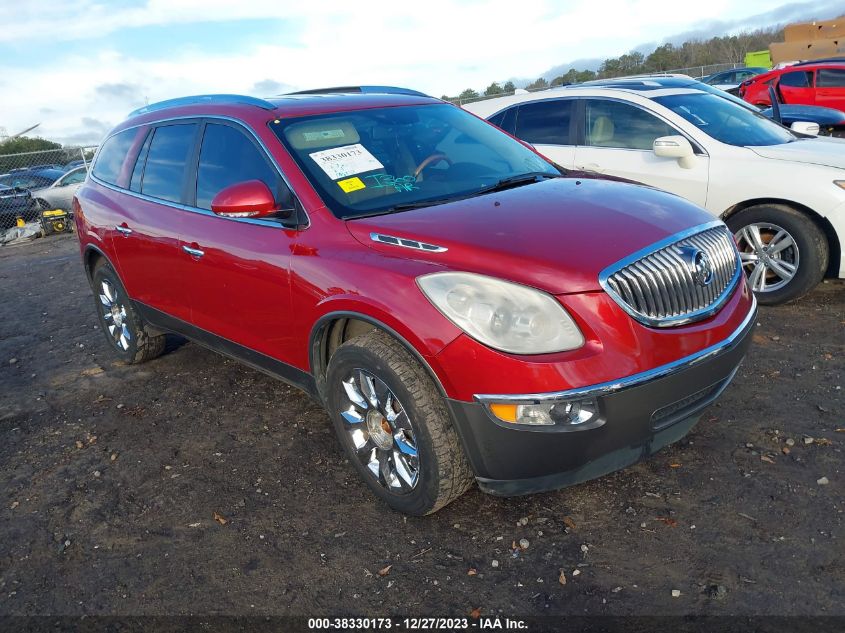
[464,83,845,304]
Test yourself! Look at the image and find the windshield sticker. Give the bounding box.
[303,129,346,142]
[309,144,384,180]
[364,173,418,193]
[337,176,366,193]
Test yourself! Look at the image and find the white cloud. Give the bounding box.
[1,0,782,145]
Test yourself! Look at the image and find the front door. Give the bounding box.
[777,70,816,105]
[512,99,578,169]
[573,98,710,207]
[179,120,301,364]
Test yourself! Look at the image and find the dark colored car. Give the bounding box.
[0,167,67,191]
[0,184,34,231]
[740,60,845,110]
[760,103,845,137]
[74,89,755,515]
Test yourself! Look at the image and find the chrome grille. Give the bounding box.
[600,223,741,327]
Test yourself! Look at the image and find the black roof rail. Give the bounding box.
[793,57,845,66]
[285,85,431,98]
[128,94,277,117]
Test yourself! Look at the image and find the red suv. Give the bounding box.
[740,60,845,109]
[74,88,756,515]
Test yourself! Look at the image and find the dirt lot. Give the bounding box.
[0,232,842,620]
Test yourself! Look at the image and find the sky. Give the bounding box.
[0,0,842,146]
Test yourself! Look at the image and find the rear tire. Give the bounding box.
[726,204,828,305]
[325,329,473,515]
[91,260,166,364]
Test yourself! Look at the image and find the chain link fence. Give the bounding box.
[0,146,96,234]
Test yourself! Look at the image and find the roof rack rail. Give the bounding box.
[129,94,277,117]
[793,57,845,66]
[286,85,431,98]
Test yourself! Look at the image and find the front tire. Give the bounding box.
[726,204,828,305]
[91,260,166,364]
[326,330,473,515]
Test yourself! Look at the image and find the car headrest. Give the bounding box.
[591,115,614,143]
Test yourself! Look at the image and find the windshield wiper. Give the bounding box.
[475,172,560,195]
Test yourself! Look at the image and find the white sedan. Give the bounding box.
[464,85,845,304]
[30,166,87,213]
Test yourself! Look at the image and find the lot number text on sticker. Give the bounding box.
[309,144,384,180]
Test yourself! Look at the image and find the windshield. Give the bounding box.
[270,103,557,219]
[654,92,795,147]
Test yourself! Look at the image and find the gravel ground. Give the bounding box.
[0,233,842,619]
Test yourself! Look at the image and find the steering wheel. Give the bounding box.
[413,153,453,179]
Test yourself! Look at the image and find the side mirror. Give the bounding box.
[790,121,820,136]
[653,135,695,169]
[210,180,283,219]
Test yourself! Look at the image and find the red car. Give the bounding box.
[740,60,845,109]
[74,88,756,515]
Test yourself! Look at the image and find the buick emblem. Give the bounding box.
[678,246,714,287]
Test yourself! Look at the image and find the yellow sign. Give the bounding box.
[337,176,366,193]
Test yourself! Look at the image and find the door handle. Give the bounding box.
[182,245,205,258]
[115,225,132,236]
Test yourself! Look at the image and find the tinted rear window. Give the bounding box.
[514,100,573,145]
[817,68,845,88]
[92,129,136,185]
[140,124,198,203]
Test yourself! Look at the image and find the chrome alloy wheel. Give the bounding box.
[340,369,420,493]
[734,222,799,293]
[98,279,131,351]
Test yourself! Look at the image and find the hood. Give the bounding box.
[346,178,715,294]
[750,138,845,169]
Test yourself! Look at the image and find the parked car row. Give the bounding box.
[465,77,845,305]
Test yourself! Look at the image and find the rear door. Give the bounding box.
[110,121,199,323]
[179,119,301,363]
[573,98,709,206]
[815,67,845,111]
[511,99,577,168]
[777,69,816,105]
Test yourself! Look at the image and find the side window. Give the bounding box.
[61,170,86,186]
[779,71,812,88]
[129,130,153,193]
[487,108,517,135]
[92,128,136,186]
[195,123,289,211]
[140,123,198,203]
[585,99,675,150]
[514,100,573,145]
[817,69,845,87]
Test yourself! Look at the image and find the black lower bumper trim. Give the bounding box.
[446,310,755,496]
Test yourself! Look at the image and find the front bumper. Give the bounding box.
[446,301,757,496]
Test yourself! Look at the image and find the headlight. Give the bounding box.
[835,180,845,191]
[417,272,585,354]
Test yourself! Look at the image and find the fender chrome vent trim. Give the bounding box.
[370,233,448,253]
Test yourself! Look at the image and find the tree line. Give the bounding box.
[445,26,784,102]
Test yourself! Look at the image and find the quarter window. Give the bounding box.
[514,100,573,145]
[585,99,675,150]
[195,123,287,210]
[779,71,813,88]
[817,68,845,87]
[92,128,136,186]
[140,123,198,203]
